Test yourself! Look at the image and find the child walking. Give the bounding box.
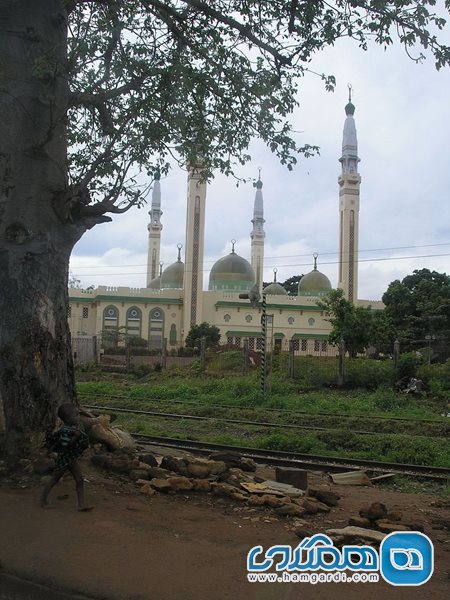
[40,403,93,511]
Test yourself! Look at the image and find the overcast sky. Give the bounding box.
[70,27,450,301]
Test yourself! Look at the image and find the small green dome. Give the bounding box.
[161,260,184,289]
[148,276,161,290]
[209,251,255,292]
[298,256,332,297]
[298,269,332,297]
[263,282,287,296]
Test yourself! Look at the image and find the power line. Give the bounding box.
[70,241,450,270]
[70,252,450,277]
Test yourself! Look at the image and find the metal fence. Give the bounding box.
[71,333,449,391]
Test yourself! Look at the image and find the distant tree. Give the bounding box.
[282,275,303,296]
[382,269,450,348]
[68,272,82,289]
[318,289,394,357]
[185,322,220,348]
[101,327,147,350]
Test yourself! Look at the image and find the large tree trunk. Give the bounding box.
[0,1,84,460]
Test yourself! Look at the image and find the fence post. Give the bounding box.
[200,336,206,372]
[92,335,98,365]
[161,337,167,370]
[338,337,345,387]
[260,293,267,401]
[288,339,295,380]
[125,340,131,373]
[242,338,249,375]
[393,339,400,370]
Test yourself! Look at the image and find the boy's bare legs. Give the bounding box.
[40,468,66,507]
[69,460,93,511]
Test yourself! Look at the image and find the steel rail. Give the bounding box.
[78,393,449,426]
[82,403,449,439]
[131,434,450,481]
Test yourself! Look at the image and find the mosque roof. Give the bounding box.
[263,269,287,296]
[298,255,332,297]
[148,276,161,290]
[161,245,184,290]
[209,245,255,293]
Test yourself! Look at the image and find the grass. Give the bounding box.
[76,370,450,469]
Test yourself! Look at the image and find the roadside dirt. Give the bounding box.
[1,456,449,600]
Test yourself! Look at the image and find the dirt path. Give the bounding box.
[0,465,449,600]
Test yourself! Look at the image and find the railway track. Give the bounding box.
[82,402,449,439]
[79,393,449,425]
[131,434,450,482]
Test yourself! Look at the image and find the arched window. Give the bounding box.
[149,307,164,350]
[102,305,119,348]
[126,306,142,338]
[169,323,177,346]
[103,305,119,329]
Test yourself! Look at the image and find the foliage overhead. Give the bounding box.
[382,268,450,347]
[63,0,450,225]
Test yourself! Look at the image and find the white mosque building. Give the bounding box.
[68,95,382,352]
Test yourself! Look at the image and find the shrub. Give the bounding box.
[395,352,420,380]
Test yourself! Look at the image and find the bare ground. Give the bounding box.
[0,456,449,600]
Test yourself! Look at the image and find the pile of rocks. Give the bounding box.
[349,501,424,533]
[325,501,425,546]
[90,448,341,517]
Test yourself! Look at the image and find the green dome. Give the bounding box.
[148,276,161,290]
[209,251,255,292]
[298,268,332,297]
[263,282,287,296]
[161,260,184,289]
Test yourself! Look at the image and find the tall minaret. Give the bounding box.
[147,171,163,286]
[250,172,266,293]
[338,86,361,303]
[182,162,207,338]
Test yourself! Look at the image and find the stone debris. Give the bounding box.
[89,444,344,521]
[347,502,424,535]
[208,451,256,472]
[359,501,388,521]
[375,520,410,533]
[330,471,372,486]
[167,476,194,492]
[275,467,308,490]
[149,478,172,493]
[348,516,372,528]
[80,412,136,451]
[308,488,340,507]
[326,526,386,544]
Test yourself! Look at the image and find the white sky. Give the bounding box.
[71,30,450,301]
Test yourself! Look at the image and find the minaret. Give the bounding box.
[182,162,207,338]
[250,171,266,293]
[146,171,163,286]
[338,86,361,303]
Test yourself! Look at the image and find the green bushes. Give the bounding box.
[345,359,392,390]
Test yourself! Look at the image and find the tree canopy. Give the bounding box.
[185,322,221,348]
[382,268,450,348]
[317,289,394,357]
[63,0,450,226]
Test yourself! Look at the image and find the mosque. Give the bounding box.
[68,95,382,353]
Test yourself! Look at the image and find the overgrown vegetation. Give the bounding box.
[77,363,450,469]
